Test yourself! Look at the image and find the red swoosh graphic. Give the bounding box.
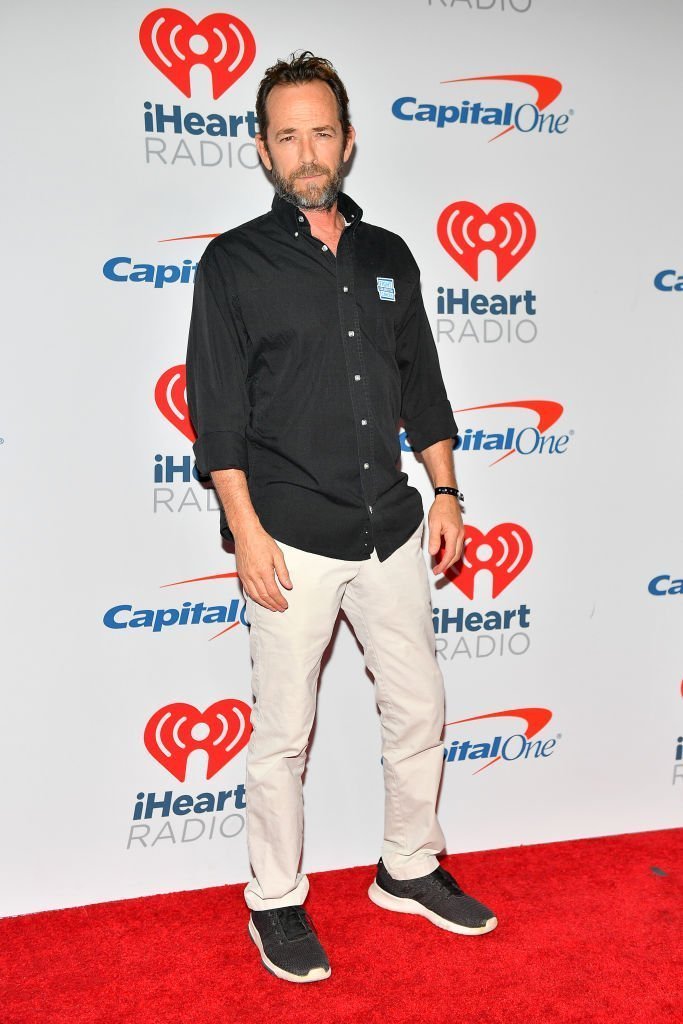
[160,571,243,640]
[453,399,564,466]
[439,74,563,141]
[445,706,553,774]
[157,233,221,242]
[160,572,240,587]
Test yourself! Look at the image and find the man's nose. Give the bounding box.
[299,133,316,165]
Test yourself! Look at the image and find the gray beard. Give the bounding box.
[271,162,344,211]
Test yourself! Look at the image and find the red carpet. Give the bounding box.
[2,828,681,1024]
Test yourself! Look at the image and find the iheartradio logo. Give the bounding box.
[139,8,256,99]
[437,201,536,281]
[156,364,194,442]
[144,699,252,781]
[445,523,533,599]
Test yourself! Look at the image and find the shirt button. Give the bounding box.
[322,244,328,251]
[298,215,304,222]
[363,462,370,469]
[294,231,299,237]
[369,505,373,513]
[361,419,367,425]
[348,330,355,337]
[354,374,361,381]
[342,286,349,292]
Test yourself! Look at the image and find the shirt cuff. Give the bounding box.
[193,430,248,477]
[404,399,458,452]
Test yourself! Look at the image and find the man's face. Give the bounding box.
[256,79,355,210]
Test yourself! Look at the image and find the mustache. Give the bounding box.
[293,164,329,179]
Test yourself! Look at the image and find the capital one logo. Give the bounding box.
[437,201,536,280]
[444,523,533,598]
[139,8,256,99]
[444,706,555,775]
[156,364,195,441]
[144,699,252,781]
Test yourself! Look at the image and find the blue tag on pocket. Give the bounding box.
[376,276,396,301]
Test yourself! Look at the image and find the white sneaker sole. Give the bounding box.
[248,918,332,983]
[368,881,498,935]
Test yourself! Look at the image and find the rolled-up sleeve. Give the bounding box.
[185,241,251,478]
[396,263,458,452]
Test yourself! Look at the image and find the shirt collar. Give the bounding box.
[270,189,363,236]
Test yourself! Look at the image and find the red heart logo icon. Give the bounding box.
[437,201,536,281]
[155,364,195,442]
[139,8,256,99]
[444,523,533,599]
[144,698,252,781]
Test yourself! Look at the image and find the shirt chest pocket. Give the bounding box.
[235,278,334,435]
[236,277,327,359]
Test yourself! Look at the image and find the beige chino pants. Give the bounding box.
[242,517,448,911]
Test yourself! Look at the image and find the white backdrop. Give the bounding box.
[2,0,682,918]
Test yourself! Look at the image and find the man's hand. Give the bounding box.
[427,494,465,575]
[234,523,293,611]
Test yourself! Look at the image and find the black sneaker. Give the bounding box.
[248,905,332,983]
[368,857,498,935]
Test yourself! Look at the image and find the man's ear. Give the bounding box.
[255,133,273,171]
[343,124,356,164]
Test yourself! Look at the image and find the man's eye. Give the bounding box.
[317,132,331,137]
[280,135,293,142]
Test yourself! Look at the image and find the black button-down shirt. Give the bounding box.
[185,189,458,562]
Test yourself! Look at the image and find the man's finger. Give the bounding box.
[261,572,289,611]
[273,548,293,590]
[252,577,281,612]
[433,537,458,574]
[428,527,443,557]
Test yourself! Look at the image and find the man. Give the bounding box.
[185,51,497,984]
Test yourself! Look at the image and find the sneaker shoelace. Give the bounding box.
[429,866,467,898]
[271,905,314,941]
